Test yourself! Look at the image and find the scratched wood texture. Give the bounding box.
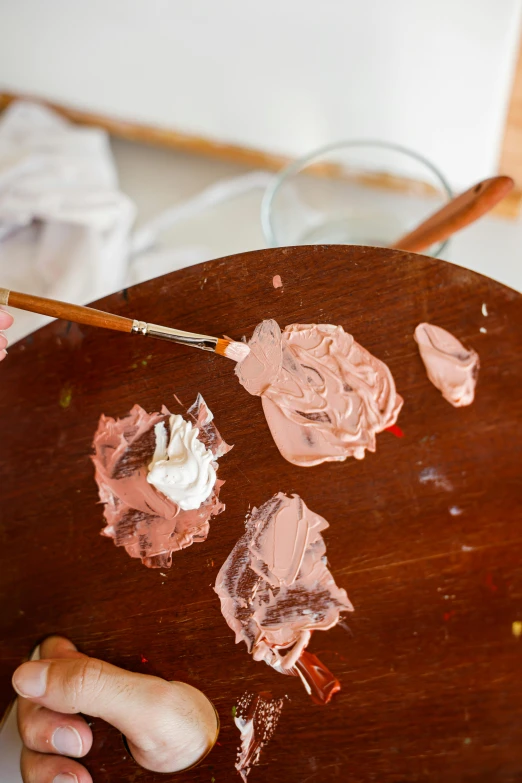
[1,246,522,783]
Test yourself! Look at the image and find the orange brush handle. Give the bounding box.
[393,175,514,253]
[0,288,134,333]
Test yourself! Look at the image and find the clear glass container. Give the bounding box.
[261,140,453,257]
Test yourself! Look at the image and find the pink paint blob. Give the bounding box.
[414,323,479,407]
[272,274,283,289]
[236,319,403,466]
[92,394,231,568]
[215,492,353,703]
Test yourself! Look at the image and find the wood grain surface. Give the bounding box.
[1,245,521,783]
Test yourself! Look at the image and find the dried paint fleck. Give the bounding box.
[59,386,73,409]
[479,326,487,334]
[419,467,453,492]
[512,621,522,638]
[386,423,405,438]
[140,654,148,663]
[449,506,462,516]
[485,572,498,593]
[272,274,283,289]
[464,737,472,746]
[231,705,237,718]
[461,544,474,552]
[481,303,488,317]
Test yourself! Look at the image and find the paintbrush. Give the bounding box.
[0,287,250,361]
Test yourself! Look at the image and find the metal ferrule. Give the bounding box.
[131,320,218,353]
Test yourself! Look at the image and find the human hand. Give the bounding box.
[12,636,219,783]
[0,308,13,361]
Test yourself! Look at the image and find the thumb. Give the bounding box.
[12,648,218,773]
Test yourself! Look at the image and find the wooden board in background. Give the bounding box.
[500,30,522,192]
[1,92,520,219]
[1,246,522,782]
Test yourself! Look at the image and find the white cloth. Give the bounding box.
[0,101,273,348]
[0,101,136,344]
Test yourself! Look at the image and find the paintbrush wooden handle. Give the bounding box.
[0,288,134,333]
[392,175,514,253]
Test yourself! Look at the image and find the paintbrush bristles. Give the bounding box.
[217,338,251,362]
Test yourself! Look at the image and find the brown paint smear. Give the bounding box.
[234,691,284,781]
[215,492,353,704]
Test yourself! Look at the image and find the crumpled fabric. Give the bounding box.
[0,100,273,346]
[0,100,135,344]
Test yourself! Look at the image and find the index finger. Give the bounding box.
[12,655,219,773]
[0,308,13,330]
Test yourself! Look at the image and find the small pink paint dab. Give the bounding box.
[173,393,183,406]
[272,274,283,289]
[140,654,149,663]
[385,424,404,438]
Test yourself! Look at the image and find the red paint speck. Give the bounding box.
[485,572,498,593]
[140,654,149,663]
[386,424,405,438]
[443,611,456,622]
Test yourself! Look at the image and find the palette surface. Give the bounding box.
[1,245,522,782]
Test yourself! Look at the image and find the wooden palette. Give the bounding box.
[1,245,522,783]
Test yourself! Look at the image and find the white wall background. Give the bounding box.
[0,0,521,189]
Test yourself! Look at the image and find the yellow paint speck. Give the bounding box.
[59,385,73,409]
[512,621,522,638]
